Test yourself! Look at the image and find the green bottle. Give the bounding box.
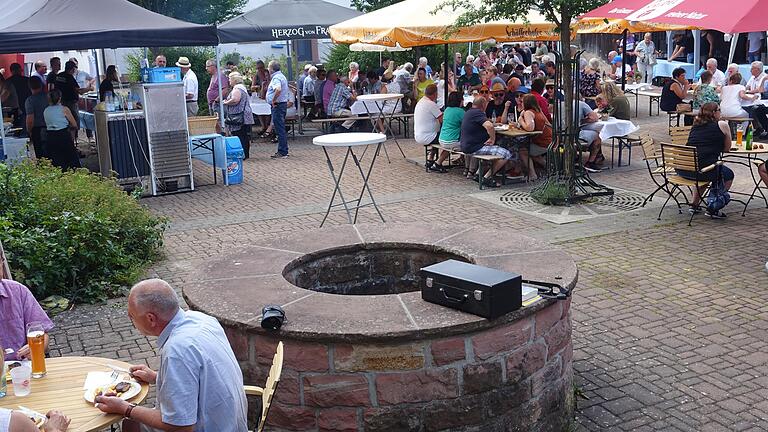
[746,125,753,151]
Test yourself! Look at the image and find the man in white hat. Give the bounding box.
[177,56,198,116]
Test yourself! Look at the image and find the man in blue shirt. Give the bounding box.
[94,279,248,432]
[266,60,291,159]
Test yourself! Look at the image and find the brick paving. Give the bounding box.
[45,94,768,431]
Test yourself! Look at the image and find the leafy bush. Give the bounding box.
[0,161,167,303]
[323,42,478,76]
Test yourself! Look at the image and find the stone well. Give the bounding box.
[184,224,577,432]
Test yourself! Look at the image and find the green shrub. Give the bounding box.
[0,161,167,303]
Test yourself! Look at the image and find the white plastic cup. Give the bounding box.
[10,365,32,396]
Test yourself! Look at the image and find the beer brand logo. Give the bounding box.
[625,0,684,21]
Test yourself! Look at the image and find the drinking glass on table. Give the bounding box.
[26,322,47,378]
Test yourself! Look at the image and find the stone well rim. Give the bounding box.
[183,223,578,343]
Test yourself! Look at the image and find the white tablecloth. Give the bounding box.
[2,136,29,163]
[595,117,639,141]
[350,99,402,116]
[249,95,298,117]
[653,60,695,78]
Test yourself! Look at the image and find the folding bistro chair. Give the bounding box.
[245,341,284,432]
[659,143,718,225]
[639,135,674,207]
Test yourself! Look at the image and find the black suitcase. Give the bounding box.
[420,260,522,319]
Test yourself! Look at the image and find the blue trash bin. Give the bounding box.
[225,136,244,185]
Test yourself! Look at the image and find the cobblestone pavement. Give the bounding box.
[46,94,768,431]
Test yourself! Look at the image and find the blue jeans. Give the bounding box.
[748,52,761,63]
[271,102,288,155]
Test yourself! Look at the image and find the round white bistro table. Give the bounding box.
[312,132,388,227]
[355,93,405,162]
[595,117,639,141]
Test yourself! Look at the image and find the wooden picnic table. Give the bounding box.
[496,126,543,138]
[0,356,149,432]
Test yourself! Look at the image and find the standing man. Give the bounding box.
[177,57,198,116]
[94,279,247,432]
[7,64,30,130]
[46,57,61,92]
[154,55,167,68]
[25,77,49,159]
[747,32,764,63]
[31,61,48,90]
[205,59,228,116]
[266,60,290,159]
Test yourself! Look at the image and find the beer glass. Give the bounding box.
[26,322,46,378]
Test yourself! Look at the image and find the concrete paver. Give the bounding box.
[44,93,768,430]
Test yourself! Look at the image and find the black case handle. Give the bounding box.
[439,286,469,304]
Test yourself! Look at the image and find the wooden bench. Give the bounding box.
[424,144,504,190]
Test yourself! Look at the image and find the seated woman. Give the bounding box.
[692,70,720,110]
[580,58,602,107]
[720,72,758,130]
[517,94,553,180]
[660,67,691,113]
[676,102,734,218]
[599,82,631,120]
[431,91,466,170]
[43,89,81,170]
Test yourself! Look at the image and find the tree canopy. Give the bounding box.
[351,0,402,13]
[129,0,246,24]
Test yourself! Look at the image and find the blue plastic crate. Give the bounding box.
[142,67,182,83]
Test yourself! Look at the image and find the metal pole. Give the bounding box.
[286,41,294,81]
[443,43,449,107]
[693,29,701,68]
[622,29,627,91]
[666,31,673,60]
[215,46,225,129]
[92,49,101,94]
[728,33,739,65]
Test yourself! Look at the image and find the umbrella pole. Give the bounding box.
[693,29,701,69]
[215,46,225,129]
[622,29,627,91]
[93,49,101,95]
[286,41,293,81]
[443,43,449,105]
[728,33,739,65]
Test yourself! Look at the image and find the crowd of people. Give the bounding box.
[0,277,247,432]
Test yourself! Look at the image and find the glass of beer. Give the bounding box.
[26,322,47,378]
[737,127,744,146]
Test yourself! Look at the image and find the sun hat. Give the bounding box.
[490,82,506,92]
[176,56,192,68]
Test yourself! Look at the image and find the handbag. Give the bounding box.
[676,103,692,113]
[707,169,731,213]
[225,88,247,128]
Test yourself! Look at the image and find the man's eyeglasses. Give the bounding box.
[493,92,505,98]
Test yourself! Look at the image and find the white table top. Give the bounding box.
[313,132,387,147]
[595,117,639,141]
[356,93,403,101]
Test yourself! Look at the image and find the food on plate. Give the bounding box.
[94,381,134,399]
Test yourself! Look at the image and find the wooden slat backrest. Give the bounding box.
[640,134,658,160]
[670,126,692,145]
[258,341,284,432]
[0,239,10,280]
[661,143,699,172]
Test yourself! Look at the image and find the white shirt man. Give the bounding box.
[698,58,726,87]
[177,56,198,116]
[746,61,767,96]
[414,83,443,146]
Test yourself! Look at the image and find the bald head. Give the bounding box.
[472,96,488,110]
[507,77,521,91]
[129,278,179,321]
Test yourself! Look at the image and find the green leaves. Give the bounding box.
[128,0,246,25]
[0,161,166,304]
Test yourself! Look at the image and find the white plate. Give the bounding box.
[84,380,141,403]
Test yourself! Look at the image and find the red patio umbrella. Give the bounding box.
[579,0,768,34]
